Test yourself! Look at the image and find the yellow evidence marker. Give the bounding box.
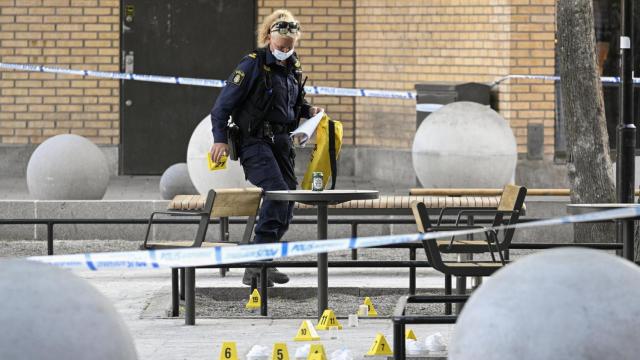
[405,328,417,340]
[246,288,261,309]
[363,297,378,317]
[307,344,327,360]
[294,320,321,341]
[316,309,343,330]
[218,341,238,360]
[207,152,227,171]
[271,343,290,360]
[366,333,393,356]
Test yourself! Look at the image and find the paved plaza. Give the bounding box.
[1,170,452,360]
[74,265,452,360]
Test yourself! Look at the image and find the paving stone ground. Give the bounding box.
[0,176,550,359]
[1,240,456,360]
[75,266,454,360]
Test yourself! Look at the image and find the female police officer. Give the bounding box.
[209,9,322,286]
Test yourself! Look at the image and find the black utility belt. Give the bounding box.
[264,121,292,135]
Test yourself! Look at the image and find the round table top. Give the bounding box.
[566,203,640,215]
[264,190,379,205]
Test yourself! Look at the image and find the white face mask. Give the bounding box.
[272,48,294,61]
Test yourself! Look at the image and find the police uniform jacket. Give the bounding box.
[210,48,311,144]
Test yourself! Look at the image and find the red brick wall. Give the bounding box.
[0,0,119,145]
[0,0,556,154]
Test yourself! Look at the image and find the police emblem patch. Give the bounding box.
[231,70,245,86]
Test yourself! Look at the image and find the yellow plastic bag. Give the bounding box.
[302,114,343,190]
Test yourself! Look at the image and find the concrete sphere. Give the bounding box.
[412,102,517,188]
[0,259,137,360]
[27,134,109,199]
[159,163,197,199]
[186,115,253,194]
[450,248,640,360]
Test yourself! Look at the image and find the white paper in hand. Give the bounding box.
[290,111,324,147]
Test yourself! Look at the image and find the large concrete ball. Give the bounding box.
[27,134,109,199]
[186,115,253,194]
[159,163,197,199]
[0,259,137,360]
[412,102,517,188]
[450,248,640,360]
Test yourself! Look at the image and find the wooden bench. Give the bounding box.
[409,188,640,196]
[152,190,515,325]
[293,195,502,216]
[141,188,263,320]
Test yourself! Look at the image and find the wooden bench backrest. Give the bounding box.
[410,201,446,273]
[167,188,263,217]
[210,188,263,218]
[168,195,208,211]
[497,184,526,211]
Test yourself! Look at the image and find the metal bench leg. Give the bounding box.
[260,266,268,317]
[393,320,406,360]
[185,267,196,325]
[251,275,258,292]
[393,295,409,360]
[409,247,416,295]
[180,268,186,300]
[47,222,54,255]
[444,274,452,315]
[220,217,229,277]
[171,268,179,317]
[455,275,466,314]
[351,223,358,260]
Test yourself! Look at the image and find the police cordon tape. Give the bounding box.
[0,62,415,100]
[27,205,640,271]
[491,74,640,86]
[1,62,639,102]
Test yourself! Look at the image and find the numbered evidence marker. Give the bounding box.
[246,288,261,309]
[271,343,290,360]
[405,328,417,341]
[363,297,378,317]
[218,342,238,360]
[207,152,228,171]
[366,333,393,356]
[294,320,320,341]
[307,344,327,360]
[316,309,343,330]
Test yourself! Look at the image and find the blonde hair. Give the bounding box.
[257,9,301,48]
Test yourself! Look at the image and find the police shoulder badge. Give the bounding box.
[231,69,245,86]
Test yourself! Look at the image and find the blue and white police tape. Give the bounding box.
[492,74,640,86]
[0,62,415,100]
[2,62,639,103]
[27,205,640,271]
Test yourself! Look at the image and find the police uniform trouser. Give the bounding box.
[240,134,296,244]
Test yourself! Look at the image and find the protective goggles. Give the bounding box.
[270,21,300,35]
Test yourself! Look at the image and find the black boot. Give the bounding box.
[242,268,274,287]
[267,268,290,284]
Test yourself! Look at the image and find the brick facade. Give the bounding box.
[353,0,556,153]
[0,0,556,154]
[0,0,119,145]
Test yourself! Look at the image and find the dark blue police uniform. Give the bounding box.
[210,48,311,244]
